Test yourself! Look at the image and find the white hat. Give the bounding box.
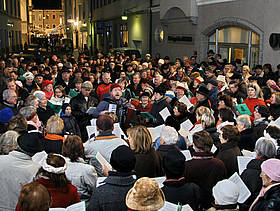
[57,63,63,68]
[217,75,226,84]
[158,59,164,65]
[176,82,188,90]
[23,72,34,80]
[165,90,175,99]
[142,62,148,67]
[212,179,239,205]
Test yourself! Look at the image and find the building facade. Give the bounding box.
[91,0,280,69]
[30,9,65,36]
[0,0,23,53]
[64,0,88,49]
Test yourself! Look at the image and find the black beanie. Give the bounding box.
[110,145,136,173]
[163,149,185,179]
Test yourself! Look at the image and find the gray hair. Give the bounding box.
[201,113,215,128]
[81,81,93,90]
[25,95,39,107]
[160,126,178,145]
[2,89,16,101]
[33,91,46,101]
[19,106,37,119]
[0,130,19,155]
[237,115,251,129]
[255,137,276,159]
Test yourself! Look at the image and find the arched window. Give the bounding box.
[208,26,260,67]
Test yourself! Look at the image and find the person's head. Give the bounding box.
[126,177,165,211]
[255,64,263,75]
[46,115,64,134]
[18,182,51,211]
[24,95,39,108]
[242,65,250,75]
[163,149,185,179]
[17,132,43,155]
[42,80,53,92]
[270,92,280,105]
[193,131,213,152]
[35,74,44,85]
[228,81,239,94]
[6,78,17,90]
[201,113,215,129]
[61,68,71,81]
[110,83,122,100]
[160,126,178,145]
[196,85,209,102]
[264,126,280,145]
[255,138,276,159]
[102,71,111,84]
[0,130,19,155]
[261,159,280,187]
[110,145,136,173]
[3,89,17,105]
[61,103,71,116]
[19,106,38,123]
[212,179,239,206]
[127,125,153,153]
[62,135,84,162]
[54,85,65,98]
[154,74,163,87]
[140,92,150,105]
[153,86,166,101]
[218,95,233,109]
[133,72,141,85]
[206,79,218,91]
[73,77,83,90]
[173,102,188,117]
[218,107,235,123]
[195,106,210,121]
[248,83,262,99]
[23,72,34,85]
[236,115,251,132]
[33,91,47,109]
[81,81,93,97]
[254,105,270,120]
[37,153,69,191]
[96,115,114,132]
[220,125,240,144]
[8,114,27,133]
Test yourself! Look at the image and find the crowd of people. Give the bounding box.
[0,49,280,210]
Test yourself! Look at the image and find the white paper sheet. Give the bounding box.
[153,176,166,188]
[113,123,127,139]
[237,156,254,175]
[228,172,251,203]
[95,152,112,171]
[159,201,193,211]
[86,107,96,114]
[91,118,97,126]
[108,104,117,113]
[211,145,217,153]
[181,150,192,161]
[148,125,164,142]
[49,201,86,211]
[96,177,107,188]
[159,107,171,122]
[241,150,256,158]
[188,124,203,143]
[86,126,98,138]
[180,119,194,133]
[179,95,194,110]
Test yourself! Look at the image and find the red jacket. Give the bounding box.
[243,97,266,116]
[96,83,112,101]
[15,178,80,210]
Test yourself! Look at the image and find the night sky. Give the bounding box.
[33,0,62,9]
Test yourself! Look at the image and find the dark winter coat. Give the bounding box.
[37,105,55,126]
[134,149,164,178]
[238,128,257,152]
[185,151,227,209]
[270,104,280,120]
[88,172,135,211]
[42,133,65,154]
[239,159,264,211]
[205,127,220,148]
[61,115,81,137]
[161,178,201,211]
[150,97,173,126]
[216,141,242,178]
[251,184,280,211]
[252,118,268,141]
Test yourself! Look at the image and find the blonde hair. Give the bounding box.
[46,115,64,134]
[196,106,211,118]
[242,65,250,73]
[201,113,215,128]
[248,83,263,99]
[272,92,280,104]
[127,125,153,153]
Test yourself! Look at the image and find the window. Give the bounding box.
[53,15,55,19]
[32,15,35,21]
[120,23,128,47]
[208,26,260,67]
[46,24,50,29]
[53,24,56,28]
[46,14,49,19]
[155,26,164,43]
[39,14,42,21]
[39,25,42,28]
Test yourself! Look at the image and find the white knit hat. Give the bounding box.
[212,179,239,205]
[23,71,34,80]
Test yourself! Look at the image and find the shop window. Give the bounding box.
[208,26,260,67]
[120,23,128,47]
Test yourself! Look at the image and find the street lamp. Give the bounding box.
[121,15,128,21]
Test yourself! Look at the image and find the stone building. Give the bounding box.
[91,0,280,69]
